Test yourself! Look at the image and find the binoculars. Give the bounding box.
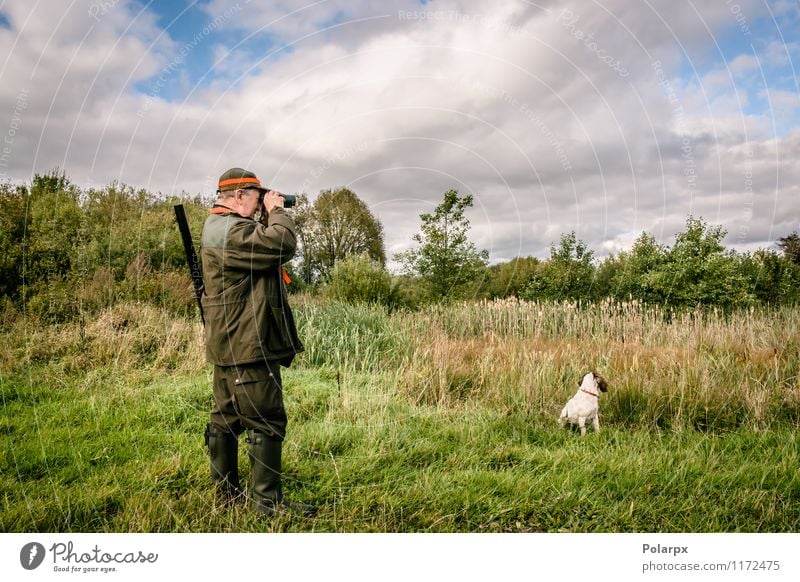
[280,193,297,208]
[259,191,296,209]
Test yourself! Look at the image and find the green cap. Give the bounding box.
[217,167,268,192]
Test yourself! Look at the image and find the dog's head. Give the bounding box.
[593,371,608,393]
[578,371,609,393]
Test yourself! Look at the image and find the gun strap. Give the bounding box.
[173,204,205,326]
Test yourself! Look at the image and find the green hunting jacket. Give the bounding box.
[200,206,304,367]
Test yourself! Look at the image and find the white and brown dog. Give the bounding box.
[559,371,609,435]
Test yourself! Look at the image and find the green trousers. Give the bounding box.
[210,361,287,440]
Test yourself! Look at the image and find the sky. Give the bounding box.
[0,0,798,268]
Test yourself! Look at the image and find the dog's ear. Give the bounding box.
[593,372,609,393]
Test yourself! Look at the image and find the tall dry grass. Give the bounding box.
[290,296,800,431]
[397,299,800,430]
[2,302,205,377]
[5,296,798,431]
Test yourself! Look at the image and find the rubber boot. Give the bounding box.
[246,430,317,517]
[205,424,244,507]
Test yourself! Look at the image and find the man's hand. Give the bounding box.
[263,190,285,214]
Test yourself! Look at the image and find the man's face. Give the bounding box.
[237,188,262,218]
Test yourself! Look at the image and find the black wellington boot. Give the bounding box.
[246,430,317,517]
[205,424,244,507]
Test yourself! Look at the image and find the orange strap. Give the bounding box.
[219,177,262,188]
[281,267,291,285]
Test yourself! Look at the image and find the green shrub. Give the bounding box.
[323,253,392,305]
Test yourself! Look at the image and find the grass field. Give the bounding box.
[1,298,799,532]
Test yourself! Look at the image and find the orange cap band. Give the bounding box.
[219,176,262,188]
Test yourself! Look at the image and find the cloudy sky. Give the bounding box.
[1,0,798,267]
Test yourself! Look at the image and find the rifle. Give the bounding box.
[173,204,205,325]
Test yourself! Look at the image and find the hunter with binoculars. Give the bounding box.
[198,167,315,517]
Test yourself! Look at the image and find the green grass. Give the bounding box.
[2,364,798,532]
[1,299,799,531]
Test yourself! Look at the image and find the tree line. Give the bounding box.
[0,169,798,323]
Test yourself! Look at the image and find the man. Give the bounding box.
[200,167,315,517]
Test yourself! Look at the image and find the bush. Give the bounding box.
[24,277,80,324]
[645,217,755,310]
[323,253,392,305]
[386,275,429,311]
[481,257,540,299]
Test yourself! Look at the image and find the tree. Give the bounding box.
[777,232,800,264]
[395,189,489,300]
[606,232,667,303]
[593,254,620,300]
[300,187,385,283]
[522,231,595,301]
[290,193,313,284]
[25,170,83,285]
[647,216,753,309]
[80,182,152,274]
[0,183,28,299]
[483,256,540,298]
[739,249,800,305]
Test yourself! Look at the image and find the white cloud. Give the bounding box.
[729,53,759,76]
[762,39,793,67]
[759,87,800,110]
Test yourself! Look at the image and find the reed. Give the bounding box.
[290,298,799,431]
[2,298,799,532]
[7,297,796,430]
